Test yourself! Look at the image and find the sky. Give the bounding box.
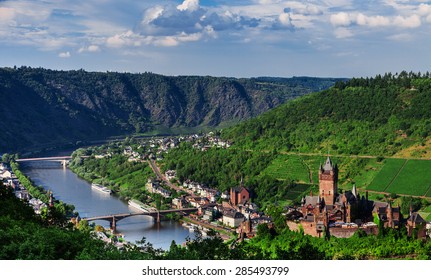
[1,0,431,78]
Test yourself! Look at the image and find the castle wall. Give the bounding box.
[287,221,321,237]
[329,227,357,238]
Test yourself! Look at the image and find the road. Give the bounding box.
[148,159,196,196]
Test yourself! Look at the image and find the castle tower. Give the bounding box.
[319,156,338,205]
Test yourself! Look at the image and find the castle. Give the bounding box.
[286,156,426,238]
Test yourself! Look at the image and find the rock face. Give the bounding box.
[0,67,341,152]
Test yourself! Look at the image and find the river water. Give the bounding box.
[20,161,193,250]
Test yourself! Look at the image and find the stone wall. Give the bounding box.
[287,221,320,237]
[329,227,357,238]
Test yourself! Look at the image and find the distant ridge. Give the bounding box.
[0,66,343,152]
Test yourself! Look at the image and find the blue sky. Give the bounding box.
[1,0,430,78]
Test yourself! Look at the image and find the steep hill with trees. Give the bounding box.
[223,71,431,157]
[0,67,341,152]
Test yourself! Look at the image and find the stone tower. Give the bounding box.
[319,156,338,205]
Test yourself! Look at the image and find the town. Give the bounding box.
[71,132,431,242]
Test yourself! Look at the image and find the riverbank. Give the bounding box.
[18,160,193,250]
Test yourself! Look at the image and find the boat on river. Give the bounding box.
[91,183,112,194]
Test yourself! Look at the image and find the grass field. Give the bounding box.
[367,159,406,192]
[261,155,310,183]
[385,160,431,196]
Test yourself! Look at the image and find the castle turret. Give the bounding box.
[319,156,338,205]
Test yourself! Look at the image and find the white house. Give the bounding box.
[222,210,245,228]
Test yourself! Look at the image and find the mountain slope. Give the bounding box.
[0,67,342,152]
[223,71,431,157]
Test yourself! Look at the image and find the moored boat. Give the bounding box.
[128,199,149,212]
[91,183,112,194]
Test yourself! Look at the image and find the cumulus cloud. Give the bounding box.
[58,51,71,58]
[330,11,421,30]
[393,15,421,28]
[330,12,352,26]
[138,0,260,37]
[106,30,148,48]
[356,13,391,27]
[177,0,200,12]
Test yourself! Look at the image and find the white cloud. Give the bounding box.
[154,36,178,47]
[106,30,147,48]
[177,0,200,12]
[142,6,164,25]
[356,13,391,27]
[393,14,421,28]
[330,12,352,26]
[278,13,293,27]
[78,45,101,53]
[58,51,71,58]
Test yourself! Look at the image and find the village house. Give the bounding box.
[28,198,47,215]
[222,209,245,228]
[0,170,13,180]
[188,196,209,207]
[406,212,427,239]
[172,196,189,209]
[145,178,161,193]
[165,170,176,180]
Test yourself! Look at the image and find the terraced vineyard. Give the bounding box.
[366,159,431,197]
[367,159,406,192]
[260,155,310,183]
[385,160,431,196]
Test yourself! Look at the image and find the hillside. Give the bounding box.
[223,71,431,157]
[158,72,431,209]
[0,67,341,153]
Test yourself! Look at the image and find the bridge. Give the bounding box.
[17,156,72,168]
[82,207,199,231]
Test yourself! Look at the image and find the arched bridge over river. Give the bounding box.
[82,208,199,231]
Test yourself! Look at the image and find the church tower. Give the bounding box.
[319,156,338,205]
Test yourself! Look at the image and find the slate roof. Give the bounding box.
[408,212,426,224]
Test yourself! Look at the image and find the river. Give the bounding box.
[20,160,194,250]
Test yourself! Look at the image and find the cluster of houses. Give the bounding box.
[169,173,272,239]
[0,163,49,214]
[145,133,232,157]
[123,146,144,162]
[145,178,171,198]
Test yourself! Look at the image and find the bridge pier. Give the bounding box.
[110,217,117,232]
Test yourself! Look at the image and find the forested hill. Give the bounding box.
[0,67,341,152]
[223,71,431,157]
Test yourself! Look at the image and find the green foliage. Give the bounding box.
[69,153,153,201]
[400,196,423,215]
[163,143,277,192]
[223,72,431,156]
[0,183,159,260]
